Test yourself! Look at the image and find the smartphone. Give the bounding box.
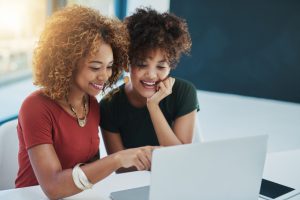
[259,179,299,200]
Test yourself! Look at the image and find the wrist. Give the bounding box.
[146,100,159,109]
[111,152,122,169]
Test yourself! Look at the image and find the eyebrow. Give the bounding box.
[88,61,102,64]
[88,60,113,64]
[158,59,167,63]
[144,58,167,63]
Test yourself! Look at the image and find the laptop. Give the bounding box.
[111,135,268,200]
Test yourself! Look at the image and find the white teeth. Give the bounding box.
[91,83,103,89]
[142,81,155,86]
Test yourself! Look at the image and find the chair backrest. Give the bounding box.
[192,114,204,143]
[0,119,19,190]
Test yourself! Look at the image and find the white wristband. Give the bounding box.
[72,163,93,190]
[72,163,85,190]
[77,164,93,189]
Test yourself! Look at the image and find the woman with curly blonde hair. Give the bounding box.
[16,5,154,199]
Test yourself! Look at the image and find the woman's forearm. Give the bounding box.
[147,102,183,146]
[31,150,121,200]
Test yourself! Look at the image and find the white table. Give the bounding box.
[263,149,300,191]
[0,171,150,200]
[197,90,300,153]
[0,150,299,200]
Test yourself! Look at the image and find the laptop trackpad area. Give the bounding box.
[110,186,150,200]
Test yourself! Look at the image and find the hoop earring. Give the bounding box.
[123,65,130,84]
[123,73,130,84]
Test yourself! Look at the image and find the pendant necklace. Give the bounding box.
[66,95,87,127]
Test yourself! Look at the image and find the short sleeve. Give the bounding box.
[99,96,119,133]
[173,78,200,118]
[18,93,53,149]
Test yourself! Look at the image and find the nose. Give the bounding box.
[97,68,110,82]
[145,68,157,79]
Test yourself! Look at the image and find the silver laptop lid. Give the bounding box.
[110,186,149,200]
[149,135,268,200]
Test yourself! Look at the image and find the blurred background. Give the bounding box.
[0,0,171,124]
[0,0,299,145]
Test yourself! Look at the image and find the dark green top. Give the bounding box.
[100,78,199,148]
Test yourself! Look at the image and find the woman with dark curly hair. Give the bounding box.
[16,5,154,199]
[100,7,199,173]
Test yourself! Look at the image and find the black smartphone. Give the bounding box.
[259,179,298,199]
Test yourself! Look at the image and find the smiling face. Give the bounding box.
[73,42,113,97]
[128,48,171,100]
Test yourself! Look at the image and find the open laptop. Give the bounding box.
[111,135,268,200]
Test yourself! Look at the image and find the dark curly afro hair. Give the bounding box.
[124,7,191,68]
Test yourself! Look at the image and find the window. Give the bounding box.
[0,0,47,85]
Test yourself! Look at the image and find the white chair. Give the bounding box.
[98,127,107,159]
[0,119,19,190]
[192,114,204,143]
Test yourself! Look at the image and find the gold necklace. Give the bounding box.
[66,95,88,127]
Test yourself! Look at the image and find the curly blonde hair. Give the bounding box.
[33,5,129,100]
